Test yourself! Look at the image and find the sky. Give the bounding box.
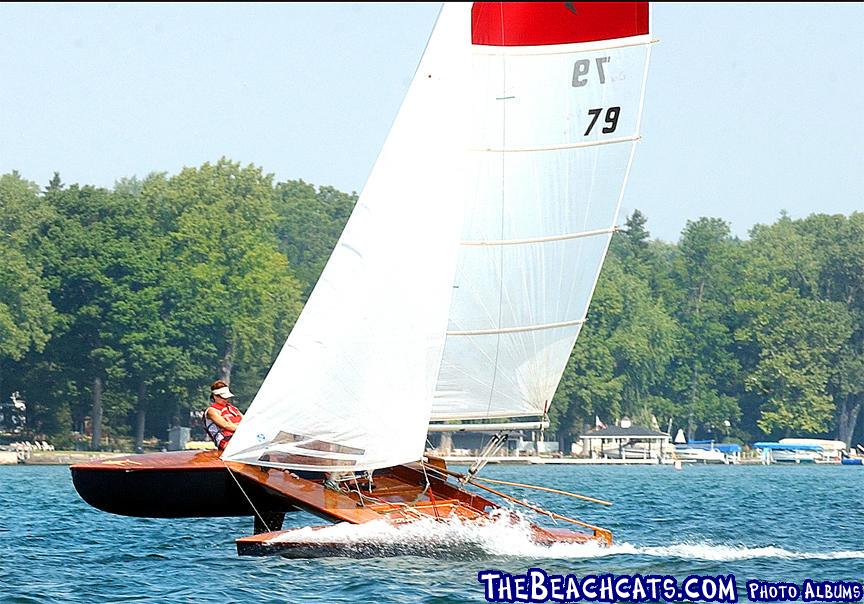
[1,2,861,242]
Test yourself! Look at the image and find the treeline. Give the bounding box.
[0,160,355,450]
[0,161,861,450]
[551,210,864,448]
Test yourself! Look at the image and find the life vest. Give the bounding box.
[204,400,243,451]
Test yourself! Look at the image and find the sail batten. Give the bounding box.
[462,226,617,247]
[472,35,655,56]
[476,135,640,153]
[447,318,586,337]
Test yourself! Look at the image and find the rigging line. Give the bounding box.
[222,462,271,534]
[420,462,441,520]
[425,463,609,535]
[349,474,388,509]
[361,492,428,520]
[469,475,612,506]
[351,475,365,507]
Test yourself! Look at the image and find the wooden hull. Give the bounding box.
[71,451,610,557]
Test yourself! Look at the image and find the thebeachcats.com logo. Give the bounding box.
[476,569,864,603]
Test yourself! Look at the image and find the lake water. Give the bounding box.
[1,463,861,603]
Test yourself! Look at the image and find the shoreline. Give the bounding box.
[439,455,769,466]
[0,450,824,467]
[1,450,125,465]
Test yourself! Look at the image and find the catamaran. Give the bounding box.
[72,1,653,557]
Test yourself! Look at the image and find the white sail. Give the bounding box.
[223,4,473,472]
[431,3,653,421]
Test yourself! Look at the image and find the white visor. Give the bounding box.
[212,386,235,398]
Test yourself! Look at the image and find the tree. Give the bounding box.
[272,180,356,298]
[794,213,864,444]
[610,209,653,281]
[36,182,129,448]
[553,293,624,447]
[160,160,304,396]
[0,173,58,441]
[736,215,854,436]
[0,173,56,363]
[665,218,743,439]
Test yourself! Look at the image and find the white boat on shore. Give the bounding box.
[674,445,727,464]
[755,439,847,464]
[779,439,846,463]
[672,435,742,464]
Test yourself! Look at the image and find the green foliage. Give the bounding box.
[733,214,860,437]
[160,159,304,400]
[0,173,56,361]
[664,218,743,436]
[552,210,862,446]
[0,162,305,448]
[0,167,860,450]
[272,180,356,299]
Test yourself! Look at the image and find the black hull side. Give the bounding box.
[70,451,300,519]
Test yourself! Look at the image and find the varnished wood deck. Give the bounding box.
[230,460,603,557]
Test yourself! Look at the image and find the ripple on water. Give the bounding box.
[1,464,862,603]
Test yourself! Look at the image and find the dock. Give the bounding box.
[439,455,664,466]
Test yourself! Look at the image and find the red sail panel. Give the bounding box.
[472,2,649,47]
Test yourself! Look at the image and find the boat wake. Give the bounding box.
[606,543,864,562]
[272,511,864,561]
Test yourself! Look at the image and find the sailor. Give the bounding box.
[204,380,244,452]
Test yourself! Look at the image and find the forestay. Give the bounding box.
[432,2,653,421]
[223,5,473,472]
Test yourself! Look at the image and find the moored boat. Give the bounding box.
[674,441,741,464]
[779,439,846,463]
[754,439,847,464]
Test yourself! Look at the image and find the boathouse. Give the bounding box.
[579,419,671,461]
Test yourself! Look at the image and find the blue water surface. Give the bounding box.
[1,463,861,603]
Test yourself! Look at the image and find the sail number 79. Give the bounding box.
[584,107,620,136]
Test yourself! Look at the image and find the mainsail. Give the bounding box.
[223,5,473,472]
[225,2,652,471]
[432,2,652,422]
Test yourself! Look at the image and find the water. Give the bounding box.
[0,464,861,603]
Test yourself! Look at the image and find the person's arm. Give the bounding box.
[206,407,241,432]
